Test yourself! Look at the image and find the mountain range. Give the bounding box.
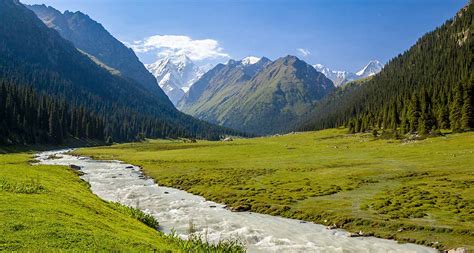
[2,0,470,145]
[0,0,240,144]
[27,4,162,95]
[178,56,334,135]
[313,60,383,87]
[146,55,205,105]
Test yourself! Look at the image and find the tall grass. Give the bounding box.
[0,178,44,194]
[109,202,159,230]
[165,230,245,253]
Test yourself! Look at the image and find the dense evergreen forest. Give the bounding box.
[0,80,233,145]
[0,0,241,145]
[300,3,474,135]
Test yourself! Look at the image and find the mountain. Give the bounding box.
[27,4,161,94]
[0,0,241,144]
[299,3,473,134]
[177,56,272,114]
[355,60,383,78]
[146,55,204,105]
[313,60,383,87]
[313,64,358,87]
[178,56,334,135]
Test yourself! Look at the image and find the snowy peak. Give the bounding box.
[356,60,383,78]
[313,64,357,87]
[146,55,205,105]
[313,60,383,87]
[241,56,261,65]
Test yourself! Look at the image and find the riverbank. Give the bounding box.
[0,152,243,251]
[38,149,435,252]
[74,128,474,251]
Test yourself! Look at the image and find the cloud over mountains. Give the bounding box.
[129,35,230,62]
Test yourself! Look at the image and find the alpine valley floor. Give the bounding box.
[74,128,474,251]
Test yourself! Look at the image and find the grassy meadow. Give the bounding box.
[0,152,244,252]
[75,128,474,251]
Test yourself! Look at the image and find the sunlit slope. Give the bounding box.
[0,153,243,251]
[77,129,474,251]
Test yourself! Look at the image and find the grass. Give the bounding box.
[75,128,474,251]
[0,152,245,252]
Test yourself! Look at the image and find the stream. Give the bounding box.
[36,149,437,253]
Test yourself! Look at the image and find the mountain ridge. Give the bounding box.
[179,55,334,135]
[300,2,473,134]
[27,4,164,96]
[313,60,383,87]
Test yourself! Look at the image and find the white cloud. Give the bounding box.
[129,35,230,62]
[297,48,311,57]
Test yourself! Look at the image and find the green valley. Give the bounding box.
[0,152,244,252]
[75,129,474,251]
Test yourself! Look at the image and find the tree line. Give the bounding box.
[0,80,238,145]
[300,3,474,136]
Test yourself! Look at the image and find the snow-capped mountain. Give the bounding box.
[313,64,358,87]
[356,60,383,78]
[146,55,205,105]
[241,56,261,65]
[313,60,383,87]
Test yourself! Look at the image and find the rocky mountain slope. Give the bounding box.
[179,56,334,135]
[146,55,204,105]
[28,4,162,95]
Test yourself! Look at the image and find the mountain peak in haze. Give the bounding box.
[313,60,383,87]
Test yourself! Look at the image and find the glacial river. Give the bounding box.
[36,149,437,253]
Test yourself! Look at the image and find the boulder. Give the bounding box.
[447,248,467,253]
[69,164,81,170]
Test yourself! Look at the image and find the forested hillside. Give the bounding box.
[0,0,240,145]
[0,81,105,144]
[300,2,474,134]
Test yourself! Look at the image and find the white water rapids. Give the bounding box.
[36,149,437,253]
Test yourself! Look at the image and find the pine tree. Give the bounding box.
[461,85,473,130]
[450,85,463,132]
[408,94,421,133]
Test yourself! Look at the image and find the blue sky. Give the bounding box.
[22,0,466,72]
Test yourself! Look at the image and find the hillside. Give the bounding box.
[0,152,243,252]
[0,0,240,144]
[28,4,161,94]
[300,2,474,134]
[179,56,334,135]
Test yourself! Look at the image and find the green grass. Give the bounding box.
[75,128,474,251]
[0,152,245,252]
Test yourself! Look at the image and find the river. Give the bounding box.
[36,149,437,253]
